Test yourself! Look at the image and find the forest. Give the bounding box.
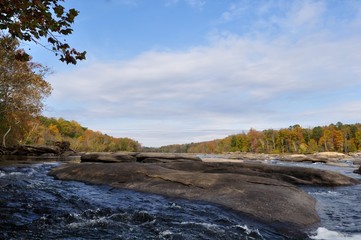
[153,123,361,154]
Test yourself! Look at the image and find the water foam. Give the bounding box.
[309,190,340,196]
[180,221,225,233]
[310,227,361,240]
[159,230,173,237]
[236,224,264,239]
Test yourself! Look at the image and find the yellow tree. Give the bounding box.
[0,36,52,146]
[332,129,344,152]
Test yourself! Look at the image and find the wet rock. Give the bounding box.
[80,152,201,163]
[0,141,76,157]
[50,161,356,230]
[354,165,361,174]
[81,152,137,163]
[50,162,319,228]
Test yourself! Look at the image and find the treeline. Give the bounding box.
[25,117,141,152]
[153,122,361,154]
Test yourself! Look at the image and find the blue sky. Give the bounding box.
[28,0,361,147]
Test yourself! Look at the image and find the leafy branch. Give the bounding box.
[0,0,86,64]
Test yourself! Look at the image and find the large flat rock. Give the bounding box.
[160,161,359,186]
[50,159,358,234]
[80,152,201,163]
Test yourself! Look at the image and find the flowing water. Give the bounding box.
[273,161,361,240]
[0,159,360,240]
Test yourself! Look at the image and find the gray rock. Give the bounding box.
[135,152,201,162]
[50,160,358,231]
[161,161,359,186]
[50,162,319,229]
[354,165,361,174]
[313,152,347,160]
[80,152,201,163]
[81,152,136,163]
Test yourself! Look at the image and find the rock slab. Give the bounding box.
[50,153,359,235]
[51,162,319,228]
[80,152,201,163]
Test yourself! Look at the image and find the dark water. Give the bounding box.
[0,162,293,240]
[0,161,360,240]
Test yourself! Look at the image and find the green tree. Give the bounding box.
[0,36,52,146]
[263,129,277,153]
[312,126,323,142]
[0,0,86,64]
[230,135,238,151]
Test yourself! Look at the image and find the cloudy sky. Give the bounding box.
[29,0,361,147]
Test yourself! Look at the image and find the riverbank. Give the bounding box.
[49,152,360,238]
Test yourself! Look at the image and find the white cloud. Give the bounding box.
[46,29,361,146]
[44,0,361,146]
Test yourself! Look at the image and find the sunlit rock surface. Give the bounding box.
[50,153,358,229]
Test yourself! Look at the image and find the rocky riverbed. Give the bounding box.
[50,152,359,237]
[202,151,361,166]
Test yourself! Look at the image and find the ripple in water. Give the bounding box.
[281,161,361,240]
[0,163,290,240]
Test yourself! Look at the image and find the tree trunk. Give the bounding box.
[2,126,11,147]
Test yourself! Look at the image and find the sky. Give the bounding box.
[27,0,361,147]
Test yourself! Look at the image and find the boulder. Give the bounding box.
[81,152,202,163]
[349,152,361,158]
[81,152,137,163]
[354,165,361,174]
[50,160,358,231]
[312,152,347,160]
[50,162,319,229]
[0,141,76,156]
[81,152,201,163]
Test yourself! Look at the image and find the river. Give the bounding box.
[0,158,360,240]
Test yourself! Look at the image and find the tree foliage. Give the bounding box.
[0,0,86,64]
[0,35,52,146]
[26,116,141,152]
[152,123,361,154]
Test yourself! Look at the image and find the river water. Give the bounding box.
[0,159,360,240]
